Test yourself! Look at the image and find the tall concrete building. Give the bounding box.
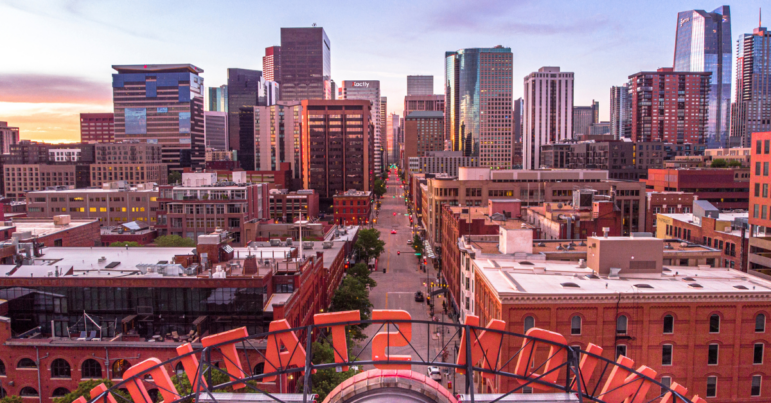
[339,81,382,173]
[407,75,433,95]
[674,6,732,149]
[280,27,332,101]
[512,98,523,143]
[112,64,205,170]
[0,122,19,155]
[252,101,303,189]
[731,26,771,147]
[79,113,114,144]
[388,113,400,167]
[523,67,574,170]
[628,68,710,144]
[208,85,227,112]
[445,47,513,168]
[300,100,374,199]
[403,111,445,170]
[610,84,631,139]
[227,68,262,153]
[204,111,228,150]
[380,97,388,167]
[572,106,594,136]
[404,95,444,115]
[263,46,281,82]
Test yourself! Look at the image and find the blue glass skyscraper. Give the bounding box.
[673,6,732,149]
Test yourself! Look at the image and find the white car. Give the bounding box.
[407,240,413,245]
[427,366,442,381]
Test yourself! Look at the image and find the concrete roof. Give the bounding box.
[12,218,98,239]
[264,293,292,312]
[26,187,156,194]
[660,212,748,238]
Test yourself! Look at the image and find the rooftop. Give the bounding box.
[406,111,444,119]
[334,190,372,198]
[112,64,203,74]
[10,218,98,239]
[445,206,534,231]
[660,212,749,238]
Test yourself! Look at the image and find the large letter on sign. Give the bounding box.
[177,343,207,391]
[455,314,505,381]
[314,310,359,371]
[122,358,180,403]
[513,328,567,391]
[600,355,657,403]
[658,382,687,403]
[572,343,603,392]
[263,319,309,382]
[201,327,249,390]
[89,383,117,403]
[372,310,412,369]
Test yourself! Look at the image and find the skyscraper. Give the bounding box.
[227,68,263,153]
[572,106,594,136]
[204,111,228,150]
[445,47,512,168]
[388,113,400,166]
[340,81,381,173]
[208,85,228,112]
[673,6,732,149]
[79,113,114,144]
[512,98,523,143]
[407,75,433,95]
[280,27,331,101]
[112,64,205,169]
[730,26,771,147]
[403,111,444,170]
[253,102,303,188]
[610,85,632,139]
[523,67,574,170]
[263,46,282,82]
[380,96,388,166]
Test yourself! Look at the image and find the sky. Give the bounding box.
[0,0,766,143]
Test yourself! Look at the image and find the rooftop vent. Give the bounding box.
[682,277,696,281]
[664,244,673,249]
[634,284,654,289]
[537,242,546,247]
[577,259,587,268]
[663,268,672,272]
[733,285,749,290]
[105,262,120,269]
[688,283,703,288]
[322,241,333,249]
[585,274,599,280]
[579,240,586,247]
[560,282,580,288]
[609,268,622,279]
[519,261,534,266]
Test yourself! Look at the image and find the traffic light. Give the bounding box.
[426,296,430,305]
[423,257,427,265]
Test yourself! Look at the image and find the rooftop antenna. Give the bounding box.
[312,23,317,27]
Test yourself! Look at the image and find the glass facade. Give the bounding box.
[279,28,331,102]
[673,6,732,148]
[208,85,228,113]
[227,68,263,155]
[731,28,771,147]
[125,108,146,135]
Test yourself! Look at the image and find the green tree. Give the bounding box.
[372,179,387,198]
[727,159,742,167]
[353,228,385,264]
[299,341,358,402]
[347,262,377,289]
[109,241,141,247]
[330,276,373,340]
[167,365,262,402]
[1,397,22,403]
[413,234,424,256]
[154,234,196,247]
[53,379,131,403]
[168,171,182,184]
[710,158,727,168]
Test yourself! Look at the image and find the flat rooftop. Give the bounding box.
[11,218,97,239]
[27,187,157,194]
[112,64,203,74]
[446,206,534,231]
[661,212,748,238]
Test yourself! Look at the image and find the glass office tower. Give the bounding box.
[208,85,228,112]
[280,27,331,101]
[673,6,732,149]
[730,27,771,147]
[445,47,512,168]
[227,68,263,158]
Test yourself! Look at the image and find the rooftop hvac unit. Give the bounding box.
[303,242,314,249]
[269,239,281,246]
[609,268,622,279]
[322,241,334,249]
[285,238,293,246]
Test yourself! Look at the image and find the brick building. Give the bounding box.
[333,190,372,226]
[646,191,697,234]
[525,199,623,240]
[459,233,771,402]
[4,164,86,201]
[642,168,750,210]
[749,132,771,274]
[540,140,667,180]
[214,163,293,190]
[79,113,115,143]
[2,216,101,247]
[90,142,168,187]
[100,221,158,246]
[628,68,711,145]
[25,183,160,226]
[403,111,445,171]
[268,189,320,222]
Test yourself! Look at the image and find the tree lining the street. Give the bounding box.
[353,228,385,265]
[372,179,387,198]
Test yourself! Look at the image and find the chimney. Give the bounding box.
[243,255,258,275]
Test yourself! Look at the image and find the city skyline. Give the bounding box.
[0,0,767,143]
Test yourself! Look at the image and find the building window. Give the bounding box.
[82,359,102,378]
[752,375,763,397]
[757,314,766,333]
[660,376,672,397]
[663,315,674,334]
[755,343,764,365]
[709,314,720,333]
[524,316,535,333]
[616,345,627,359]
[17,358,37,369]
[20,387,38,397]
[0,359,4,376]
[52,388,70,397]
[571,315,582,335]
[707,376,717,398]
[616,315,628,335]
[765,139,770,154]
[51,358,71,378]
[662,345,673,366]
[708,344,719,365]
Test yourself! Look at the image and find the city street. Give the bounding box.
[354,169,463,393]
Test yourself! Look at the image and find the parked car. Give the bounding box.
[414,291,424,302]
[427,366,442,381]
[391,229,397,234]
[407,240,413,245]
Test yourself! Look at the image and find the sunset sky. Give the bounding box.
[0,0,766,143]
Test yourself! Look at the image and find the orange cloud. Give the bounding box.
[0,73,112,104]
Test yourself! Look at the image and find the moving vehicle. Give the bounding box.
[427,366,442,381]
[414,291,424,302]
[407,240,413,245]
[391,230,397,234]
[397,251,400,255]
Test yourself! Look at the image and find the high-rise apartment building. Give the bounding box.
[512,98,523,143]
[407,75,433,95]
[204,111,228,150]
[0,121,20,154]
[522,66,574,169]
[628,68,711,144]
[90,142,167,187]
[380,97,388,166]
[263,46,282,82]
[340,81,382,173]
[403,111,445,170]
[388,113,400,166]
[79,113,114,144]
[208,85,228,112]
[280,27,331,101]
[731,26,771,147]
[610,85,632,139]
[300,100,374,199]
[252,101,303,189]
[445,47,513,168]
[404,95,445,116]
[112,64,206,169]
[674,6,732,148]
[572,106,594,136]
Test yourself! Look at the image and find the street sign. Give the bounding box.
[415,253,422,256]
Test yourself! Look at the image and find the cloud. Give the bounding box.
[0,102,110,143]
[0,73,112,104]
